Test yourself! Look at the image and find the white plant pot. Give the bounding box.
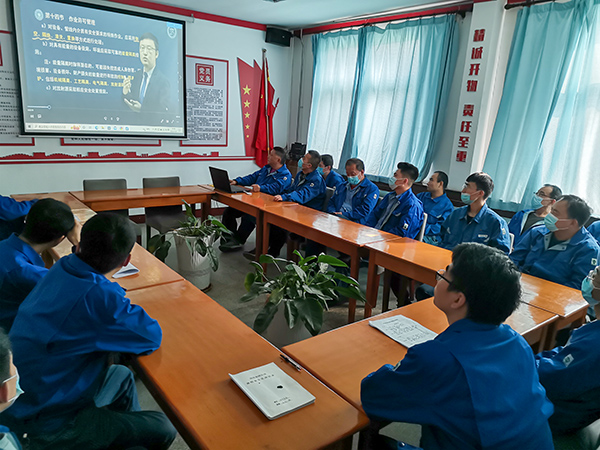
[174,231,213,290]
[261,301,313,348]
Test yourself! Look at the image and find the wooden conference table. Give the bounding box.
[365,238,588,348]
[282,298,557,411]
[128,280,369,450]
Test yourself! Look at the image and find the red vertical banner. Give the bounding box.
[237,58,262,158]
[254,57,278,167]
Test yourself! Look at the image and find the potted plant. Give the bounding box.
[148,200,231,290]
[241,251,366,346]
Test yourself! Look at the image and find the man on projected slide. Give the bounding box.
[122,33,170,118]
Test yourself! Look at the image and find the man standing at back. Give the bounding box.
[440,172,510,254]
[2,213,176,450]
[417,171,454,245]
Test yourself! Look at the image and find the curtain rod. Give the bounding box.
[504,0,555,10]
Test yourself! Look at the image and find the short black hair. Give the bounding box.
[434,171,449,192]
[397,162,419,183]
[466,172,494,199]
[306,150,321,170]
[544,184,562,200]
[272,146,287,164]
[78,213,136,274]
[447,243,521,325]
[321,154,334,169]
[345,158,365,172]
[0,330,11,382]
[21,198,74,244]
[139,32,159,52]
[559,195,592,226]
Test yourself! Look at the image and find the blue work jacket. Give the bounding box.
[508,209,545,247]
[587,220,600,245]
[440,203,511,254]
[234,164,292,195]
[416,191,454,239]
[327,177,379,225]
[0,196,37,241]
[366,190,423,239]
[361,318,554,450]
[510,226,600,290]
[323,170,345,191]
[5,254,162,433]
[0,234,48,332]
[281,169,326,210]
[536,320,600,434]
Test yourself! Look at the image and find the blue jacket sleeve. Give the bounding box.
[488,218,511,254]
[260,171,292,195]
[0,196,36,221]
[10,265,48,299]
[235,169,261,186]
[342,183,379,225]
[564,243,600,290]
[281,178,325,205]
[327,184,344,213]
[510,228,537,269]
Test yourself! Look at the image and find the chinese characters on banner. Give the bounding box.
[456,28,485,163]
[182,55,228,146]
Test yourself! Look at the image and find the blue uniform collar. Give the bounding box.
[459,202,489,223]
[395,188,413,203]
[443,317,498,334]
[6,233,44,266]
[61,253,117,287]
[543,225,592,249]
[428,192,448,204]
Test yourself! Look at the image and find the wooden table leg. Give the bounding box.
[348,251,360,323]
[200,199,210,221]
[365,258,378,319]
[261,219,270,271]
[255,211,263,263]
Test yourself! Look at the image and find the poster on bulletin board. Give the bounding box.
[181,55,228,147]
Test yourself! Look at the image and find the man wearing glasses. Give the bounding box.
[361,243,553,449]
[122,32,171,118]
[508,184,562,247]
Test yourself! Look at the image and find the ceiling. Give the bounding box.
[153,0,451,29]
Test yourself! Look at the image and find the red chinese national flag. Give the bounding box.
[254,58,278,167]
[237,58,263,159]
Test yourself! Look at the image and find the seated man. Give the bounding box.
[587,220,600,245]
[220,147,292,252]
[2,213,176,450]
[416,171,454,245]
[509,184,562,247]
[0,198,81,332]
[261,150,325,257]
[511,194,600,290]
[327,158,379,225]
[365,162,423,239]
[318,154,345,192]
[536,266,600,435]
[439,172,510,254]
[361,243,554,450]
[0,330,24,450]
[0,195,38,241]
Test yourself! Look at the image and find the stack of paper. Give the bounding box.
[369,315,438,348]
[229,362,315,420]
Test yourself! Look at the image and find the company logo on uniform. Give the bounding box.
[563,354,574,367]
[593,258,598,266]
[403,223,409,230]
[310,183,314,187]
[373,194,377,199]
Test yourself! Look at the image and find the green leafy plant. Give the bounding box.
[241,251,366,336]
[147,200,231,271]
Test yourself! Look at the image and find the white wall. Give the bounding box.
[0,0,294,194]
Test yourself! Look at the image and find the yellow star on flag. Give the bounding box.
[243,85,251,95]
[245,124,250,129]
[244,100,250,108]
[244,112,250,119]
[246,135,249,138]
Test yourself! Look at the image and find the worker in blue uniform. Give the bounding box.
[0,330,24,450]
[0,195,38,241]
[361,243,554,450]
[508,184,562,247]
[318,154,345,191]
[416,171,454,245]
[366,162,423,239]
[220,147,292,252]
[587,220,600,245]
[2,213,176,450]
[0,199,80,332]
[511,194,600,291]
[328,158,379,225]
[439,172,511,254]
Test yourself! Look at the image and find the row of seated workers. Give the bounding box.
[0,146,598,449]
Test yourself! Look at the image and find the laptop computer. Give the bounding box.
[209,167,247,193]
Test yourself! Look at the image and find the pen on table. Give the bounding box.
[280,354,302,371]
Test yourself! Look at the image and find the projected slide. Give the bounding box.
[13,0,186,138]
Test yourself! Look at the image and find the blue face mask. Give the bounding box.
[297,158,303,169]
[4,370,24,407]
[461,192,474,205]
[544,213,560,232]
[316,166,324,176]
[347,175,360,185]
[531,193,544,210]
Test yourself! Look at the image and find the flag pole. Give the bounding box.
[262,48,270,152]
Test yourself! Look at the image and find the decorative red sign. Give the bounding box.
[196,63,214,86]
[458,136,469,148]
[463,104,474,116]
[460,121,472,133]
[456,151,467,162]
[466,80,478,92]
[473,29,485,42]
[469,64,480,76]
[471,47,483,60]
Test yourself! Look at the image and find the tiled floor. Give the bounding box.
[136,229,389,450]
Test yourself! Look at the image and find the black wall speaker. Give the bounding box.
[265,27,292,47]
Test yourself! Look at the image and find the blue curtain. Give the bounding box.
[306,29,361,167]
[484,0,600,211]
[307,15,458,180]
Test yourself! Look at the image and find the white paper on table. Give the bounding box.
[112,263,139,279]
[369,315,438,348]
